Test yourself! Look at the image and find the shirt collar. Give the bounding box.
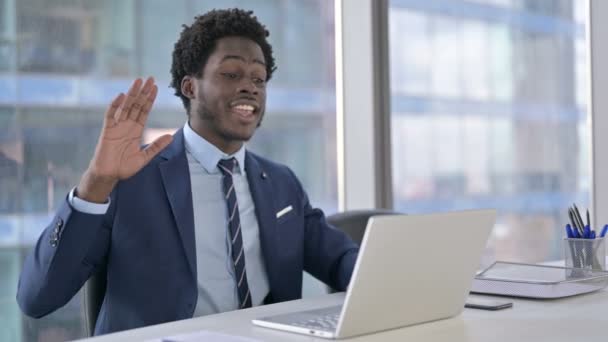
[183,122,246,174]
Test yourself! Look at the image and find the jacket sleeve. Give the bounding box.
[286,169,359,291]
[16,190,116,318]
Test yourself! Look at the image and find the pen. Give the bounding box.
[574,209,585,236]
[568,208,583,237]
[572,203,585,230]
[565,224,574,238]
[567,208,576,231]
[583,225,591,239]
[573,204,585,232]
[586,209,591,229]
[571,224,580,238]
[601,225,608,238]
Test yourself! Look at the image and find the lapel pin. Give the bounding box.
[261,171,267,179]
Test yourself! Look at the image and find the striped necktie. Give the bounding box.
[217,158,252,309]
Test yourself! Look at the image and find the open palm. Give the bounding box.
[89,78,173,181]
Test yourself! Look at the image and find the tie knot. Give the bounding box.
[218,158,237,175]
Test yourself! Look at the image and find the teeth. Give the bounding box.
[234,104,254,112]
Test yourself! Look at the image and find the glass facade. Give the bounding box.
[0,0,595,340]
[389,0,589,266]
[0,0,337,341]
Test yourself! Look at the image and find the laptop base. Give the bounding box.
[252,305,342,339]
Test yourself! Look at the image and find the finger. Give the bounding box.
[137,85,158,126]
[141,134,173,164]
[115,78,143,122]
[130,77,155,123]
[128,77,155,122]
[103,93,125,125]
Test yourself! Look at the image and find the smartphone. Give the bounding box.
[465,297,513,310]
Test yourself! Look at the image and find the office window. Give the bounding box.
[389,0,588,265]
[0,1,337,341]
[0,0,15,72]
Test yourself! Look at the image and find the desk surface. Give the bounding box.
[80,287,608,342]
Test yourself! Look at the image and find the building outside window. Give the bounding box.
[389,0,589,266]
[0,1,337,340]
[0,0,592,340]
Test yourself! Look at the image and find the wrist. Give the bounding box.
[76,169,117,203]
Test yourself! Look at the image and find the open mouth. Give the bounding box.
[230,101,259,123]
[232,104,256,116]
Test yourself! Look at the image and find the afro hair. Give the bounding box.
[170,8,277,111]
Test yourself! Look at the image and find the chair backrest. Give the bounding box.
[327,209,401,245]
[322,209,400,293]
[82,268,107,337]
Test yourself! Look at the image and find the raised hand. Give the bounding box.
[76,77,173,203]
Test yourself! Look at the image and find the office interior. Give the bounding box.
[0,0,605,341]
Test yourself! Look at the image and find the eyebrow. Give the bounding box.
[220,55,266,67]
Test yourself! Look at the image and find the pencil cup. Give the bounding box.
[564,238,606,278]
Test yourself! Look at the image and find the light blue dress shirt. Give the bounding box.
[69,123,269,317]
[182,123,269,316]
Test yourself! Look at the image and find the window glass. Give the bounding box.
[0,0,16,71]
[0,1,337,340]
[389,0,588,266]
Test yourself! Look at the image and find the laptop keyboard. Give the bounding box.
[292,311,340,331]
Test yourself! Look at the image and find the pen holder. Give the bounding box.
[564,238,606,278]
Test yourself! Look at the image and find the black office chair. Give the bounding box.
[82,267,107,337]
[326,208,401,245]
[322,209,401,293]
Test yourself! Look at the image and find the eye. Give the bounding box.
[252,77,266,85]
[221,72,238,80]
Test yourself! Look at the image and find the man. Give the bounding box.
[17,8,358,335]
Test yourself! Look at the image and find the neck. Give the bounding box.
[213,140,243,155]
[188,121,243,155]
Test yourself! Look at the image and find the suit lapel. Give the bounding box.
[245,152,279,287]
[159,129,197,279]
[156,135,280,287]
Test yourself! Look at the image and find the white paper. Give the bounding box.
[147,330,262,342]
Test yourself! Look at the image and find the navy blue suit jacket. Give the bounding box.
[17,129,359,335]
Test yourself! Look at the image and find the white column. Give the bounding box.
[335,0,392,211]
[588,0,608,230]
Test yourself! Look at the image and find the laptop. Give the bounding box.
[252,209,496,339]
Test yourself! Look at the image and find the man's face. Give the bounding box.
[188,36,267,153]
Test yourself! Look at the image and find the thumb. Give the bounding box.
[141,134,173,164]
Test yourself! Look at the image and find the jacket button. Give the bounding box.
[56,218,63,228]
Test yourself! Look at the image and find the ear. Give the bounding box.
[181,76,197,100]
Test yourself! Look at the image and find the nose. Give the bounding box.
[237,78,259,95]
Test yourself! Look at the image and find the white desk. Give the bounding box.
[79,288,608,342]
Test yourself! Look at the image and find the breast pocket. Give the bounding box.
[275,204,295,224]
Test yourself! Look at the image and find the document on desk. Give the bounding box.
[147,330,262,342]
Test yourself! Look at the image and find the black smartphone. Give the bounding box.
[465,297,513,310]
